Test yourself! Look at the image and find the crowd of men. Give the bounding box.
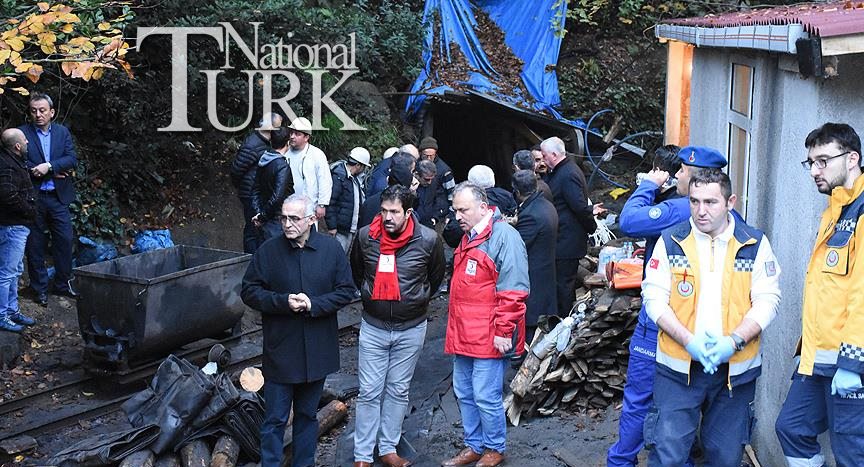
[2,96,861,467]
[234,117,864,467]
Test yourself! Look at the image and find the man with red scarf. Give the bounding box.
[350,184,445,467]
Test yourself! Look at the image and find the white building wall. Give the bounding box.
[685,47,864,466]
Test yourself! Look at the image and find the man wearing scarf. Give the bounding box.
[350,184,445,467]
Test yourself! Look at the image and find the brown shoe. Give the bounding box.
[441,447,482,466]
[380,452,413,467]
[475,450,504,467]
[353,462,373,467]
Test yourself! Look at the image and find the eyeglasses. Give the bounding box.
[801,151,851,170]
[276,214,312,225]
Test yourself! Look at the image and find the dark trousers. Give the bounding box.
[646,365,755,467]
[775,370,864,467]
[26,190,73,294]
[555,258,580,316]
[261,378,325,467]
[240,196,258,254]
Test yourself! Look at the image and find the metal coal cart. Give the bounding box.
[72,245,251,372]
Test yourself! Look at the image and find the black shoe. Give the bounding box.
[52,287,78,299]
[0,316,23,332]
[8,311,36,326]
[36,292,48,307]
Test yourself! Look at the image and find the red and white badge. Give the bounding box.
[465,259,478,276]
[677,280,694,297]
[377,254,395,273]
[649,258,659,270]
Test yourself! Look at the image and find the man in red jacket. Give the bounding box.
[442,182,529,467]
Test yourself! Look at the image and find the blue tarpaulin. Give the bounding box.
[405,0,569,118]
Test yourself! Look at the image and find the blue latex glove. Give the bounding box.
[685,332,718,374]
[831,368,863,397]
[705,332,736,367]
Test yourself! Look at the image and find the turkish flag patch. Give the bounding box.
[649,258,659,270]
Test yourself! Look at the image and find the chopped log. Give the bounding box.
[583,273,607,288]
[210,435,240,467]
[154,454,181,467]
[239,367,264,392]
[0,435,37,455]
[120,450,155,467]
[282,399,349,448]
[510,351,542,398]
[180,440,211,467]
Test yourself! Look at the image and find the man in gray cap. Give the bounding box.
[287,117,332,220]
[419,136,455,204]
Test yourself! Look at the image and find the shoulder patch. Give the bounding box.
[648,207,662,219]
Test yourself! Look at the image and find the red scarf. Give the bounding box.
[368,213,415,301]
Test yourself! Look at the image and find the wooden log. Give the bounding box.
[282,399,349,448]
[210,435,240,467]
[510,350,542,397]
[120,450,155,467]
[154,454,182,467]
[239,367,264,392]
[180,440,211,467]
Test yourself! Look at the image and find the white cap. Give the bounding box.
[287,117,313,134]
[348,147,371,167]
[382,147,399,160]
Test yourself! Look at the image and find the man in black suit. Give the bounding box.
[19,93,78,304]
[513,170,558,343]
[542,136,601,316]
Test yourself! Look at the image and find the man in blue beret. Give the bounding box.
[608,145,729,467]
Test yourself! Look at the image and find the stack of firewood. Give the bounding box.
[506,263,642,425]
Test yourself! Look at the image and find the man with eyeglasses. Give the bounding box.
[241,194,356,467]
[776,122,864,466]
[326,147,371,254]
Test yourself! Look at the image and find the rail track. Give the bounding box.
[0,327,263,442]
[0,308,362,443]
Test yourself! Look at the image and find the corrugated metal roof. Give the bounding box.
[664,1,864,38]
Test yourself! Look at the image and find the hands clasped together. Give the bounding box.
[685,331,737,374]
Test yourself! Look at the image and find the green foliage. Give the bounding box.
[313,113,401,162]
[70,157,124,241]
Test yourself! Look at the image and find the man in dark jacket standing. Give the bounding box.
[251,127,293,245]
[541,136,599,315]
[512,170,558,343]
[19,93,77,304]
[350,185,444,467]
[419,136,456,205]
[0,129,38,332]
[231,113,282,253]
[241,193,356,467]
[326,147,371,254]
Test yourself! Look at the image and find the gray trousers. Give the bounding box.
[353,318,427,462]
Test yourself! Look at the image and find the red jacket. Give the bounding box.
[446,210,530,358]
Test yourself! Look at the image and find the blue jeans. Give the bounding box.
[607,329,656,466]
[26,191,73,293]
[0,225,30,317]
[354,319,427,462]
[453,355,507,454]
[646,366,755,467]
[776,370,864,467]
[261,379,325,467]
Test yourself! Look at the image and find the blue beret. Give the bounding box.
[678,146,727,168]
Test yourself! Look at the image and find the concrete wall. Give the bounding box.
[685,48,864,467]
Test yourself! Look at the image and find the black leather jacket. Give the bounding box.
[351,218,445,330]
[252,151,293,220]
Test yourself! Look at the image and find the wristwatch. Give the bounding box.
[730,333,746,352]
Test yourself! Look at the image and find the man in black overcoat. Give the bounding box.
[241,193,356,467]
[512,170,558,343]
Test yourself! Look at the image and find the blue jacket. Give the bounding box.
[620,180,690,334]
[365,157,392,198]
[19,122,78,205]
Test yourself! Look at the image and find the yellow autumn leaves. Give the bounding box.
[0,1,134,95]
